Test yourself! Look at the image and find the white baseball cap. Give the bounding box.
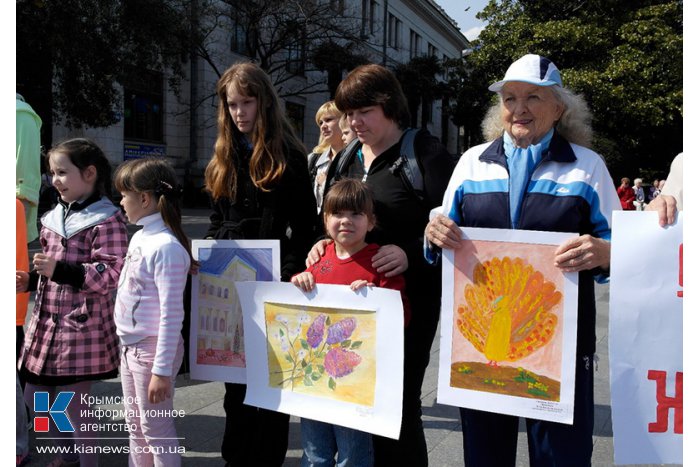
[488,54,563,92]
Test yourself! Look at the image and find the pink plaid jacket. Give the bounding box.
[20,198,128,378]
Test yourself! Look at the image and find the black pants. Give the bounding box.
[373,286,441,467]
[460,354,595,467]
[221,382,290,466]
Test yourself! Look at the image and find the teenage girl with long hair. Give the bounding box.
[113,157,193,466]
[204,61,318,466]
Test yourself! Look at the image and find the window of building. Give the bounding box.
[124,70,164,143]
[361,0,379,37]
[285,32,305,76]
[231,12,248,55]
[361,0,369,37]
[370,1,379,35]
[388,14,402,49]
[410,30,422,58]
[285,102,305,142]
[428,43,438,57]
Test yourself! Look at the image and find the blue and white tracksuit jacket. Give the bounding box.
[428,131,620,356]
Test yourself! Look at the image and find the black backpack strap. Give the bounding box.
[329,138,361,185]
[399,129,422,195]
[390,128,426,204]
[329,131,425,204]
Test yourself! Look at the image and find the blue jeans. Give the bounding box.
[301,418,373,467]
[460,354,595,467]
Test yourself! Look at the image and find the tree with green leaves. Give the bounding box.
[17,0,192,142]
[445,0,682,180]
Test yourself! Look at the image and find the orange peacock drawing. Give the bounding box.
[456,257,561,366]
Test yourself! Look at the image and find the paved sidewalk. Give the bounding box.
[20,209,662,466]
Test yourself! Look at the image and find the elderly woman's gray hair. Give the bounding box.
[482,85,593,148]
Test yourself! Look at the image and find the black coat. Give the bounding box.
[206,147,320,281]
[325,129,456,319]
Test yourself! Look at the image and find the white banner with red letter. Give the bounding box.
[609,211,683,465]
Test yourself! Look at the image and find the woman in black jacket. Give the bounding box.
[309,63,456,466]
[204,62,318,466]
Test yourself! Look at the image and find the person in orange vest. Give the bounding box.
[16,199,30,466]
[17,199,30,355]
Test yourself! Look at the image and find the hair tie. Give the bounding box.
[154,180,183,200]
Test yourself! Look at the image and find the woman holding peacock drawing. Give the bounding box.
[425,54,620,466]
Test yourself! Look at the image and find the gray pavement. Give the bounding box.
[21,209,636,466]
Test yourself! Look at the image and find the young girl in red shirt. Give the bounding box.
[292,178,409,466]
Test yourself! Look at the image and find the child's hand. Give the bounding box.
[33,253,57,279]
[16,271,29,293]
[350,279,375,291]
[148,374,172,404]
[292,272,316,292]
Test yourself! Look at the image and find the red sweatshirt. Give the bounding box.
[300,242,411,326]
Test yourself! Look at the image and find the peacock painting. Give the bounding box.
[456,256,561,366]
[449,253,564,400]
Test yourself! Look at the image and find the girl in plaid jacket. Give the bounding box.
[16,138,128,467]
[113,158,193,466]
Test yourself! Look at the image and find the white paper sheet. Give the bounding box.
[189,239,280,383]
[236,281,404,439]
[438,227,579,424]
[609,211,683,464]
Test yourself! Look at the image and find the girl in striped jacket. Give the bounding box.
[113,158,193,466]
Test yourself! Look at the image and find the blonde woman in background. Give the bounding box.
[307,101,345,212]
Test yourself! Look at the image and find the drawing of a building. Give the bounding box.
[197,251,258,359]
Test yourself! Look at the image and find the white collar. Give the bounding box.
[137,212,167,233]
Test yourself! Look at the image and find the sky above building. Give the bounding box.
[434,0,490,41]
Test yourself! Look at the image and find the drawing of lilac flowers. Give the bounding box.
[325,318,357,344]
[324,348,362,378]
[306,314,327,349]
[274,311,364,391]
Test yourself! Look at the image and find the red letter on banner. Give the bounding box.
[648,370,683,434]
[678,243,683,297]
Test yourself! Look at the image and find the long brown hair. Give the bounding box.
[205,62,306,200]
[114,158,194,265]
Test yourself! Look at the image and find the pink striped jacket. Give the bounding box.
[20,197,128,378]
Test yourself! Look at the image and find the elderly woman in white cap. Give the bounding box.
[425,54,619,466]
